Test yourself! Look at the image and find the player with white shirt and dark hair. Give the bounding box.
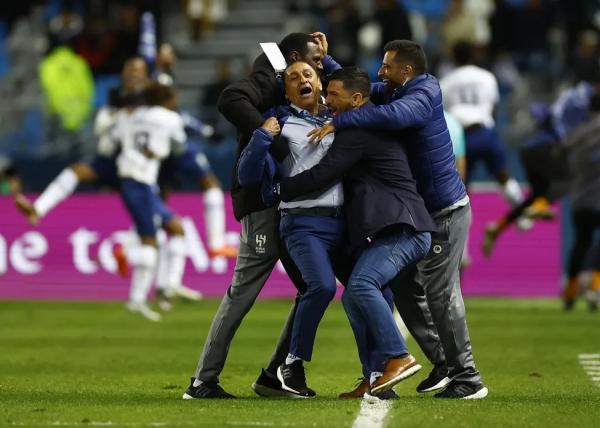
[112,82,188,321]
[439,41,527,222]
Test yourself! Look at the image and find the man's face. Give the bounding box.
[299,41,324,75]
[378,50,409,89]
[284,62,321,111]
[122,59,149,94]
[325,80,355,116]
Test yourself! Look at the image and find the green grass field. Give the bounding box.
[1,298,599,427]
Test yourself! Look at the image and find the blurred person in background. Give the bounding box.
[47,0,83,48]
[39,42,94,157]
[139,24,238,262]
[374,0,412,54]
[111,82,187,321]
[559,92,600,311]
[15,57,148,226]
[321,0,361,66]
[483,74,600,256]
[440,41,529,228]
[183,0,227,41]
[441,0,477,57]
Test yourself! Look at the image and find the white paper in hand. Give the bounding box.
[260,42,287,73]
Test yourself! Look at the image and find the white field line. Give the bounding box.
[348,310,404,428]
[394,309,410,340]
[578,353,600,388]
[352,396,393,428]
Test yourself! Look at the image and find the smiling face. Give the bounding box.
[283,61,321,113]
[378,50,413,89]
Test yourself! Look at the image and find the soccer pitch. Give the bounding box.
[1,298,599,427]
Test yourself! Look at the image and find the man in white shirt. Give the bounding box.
[440,41,525,212]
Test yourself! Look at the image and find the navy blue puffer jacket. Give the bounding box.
[331,74,466,213]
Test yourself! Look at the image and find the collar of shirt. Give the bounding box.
[289,103,332,126]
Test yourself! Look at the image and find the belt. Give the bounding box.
[280,206,343,218]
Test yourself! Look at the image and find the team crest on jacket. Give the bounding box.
[255,234,267,254]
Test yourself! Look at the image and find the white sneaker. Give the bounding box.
[126,302,162,322]
[173,284,204,301]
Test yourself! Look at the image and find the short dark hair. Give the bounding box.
[327,67,371,98]
[279,33,316,59]
[383,40,427,74]
[144,82,176,106]
[452,41,474,66]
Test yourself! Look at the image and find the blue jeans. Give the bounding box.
[342,286,394,377]
[280,214,346,361]
[345,226,431,368]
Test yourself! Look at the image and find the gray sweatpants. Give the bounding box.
[393,202,482,386]
[194,207,303,383]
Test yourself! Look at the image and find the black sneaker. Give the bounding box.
[182,377,236,399]
[276,361,316,398]
[434,381,488,400]
[416,365,451,393]
[252,369,301,398]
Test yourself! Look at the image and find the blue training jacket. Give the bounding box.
[331,73,466,213]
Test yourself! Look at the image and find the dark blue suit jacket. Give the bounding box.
[332,74,466,213]
[278,106,437,248]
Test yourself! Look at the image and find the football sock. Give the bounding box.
[155,230,170,292]
[502,178,524,207]
[166,235,187,289]
[370,371,383,385]
[285,354,302,365]
[203,187,226,250]
[34,168,79,218]
[129,245,158,304]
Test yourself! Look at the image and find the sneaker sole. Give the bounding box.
[276,366,315,398]
[182,393,194,400]
[251,382,305,398]
[371,364,422,395]
[417,376,451,393]
[463,386,489,400]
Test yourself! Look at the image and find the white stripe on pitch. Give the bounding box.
[578,354,600,359]
[352,396,393,428]
[578,353,600,388]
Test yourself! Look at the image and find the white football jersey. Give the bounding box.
[439,65,499,128]
[113,106,186,185]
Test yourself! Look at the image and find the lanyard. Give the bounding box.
[288,106,331,127]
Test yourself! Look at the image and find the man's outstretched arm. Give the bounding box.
[279,132,363,201]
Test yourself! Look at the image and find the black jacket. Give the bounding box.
[217,53,285,220]
[279,115,437,248]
